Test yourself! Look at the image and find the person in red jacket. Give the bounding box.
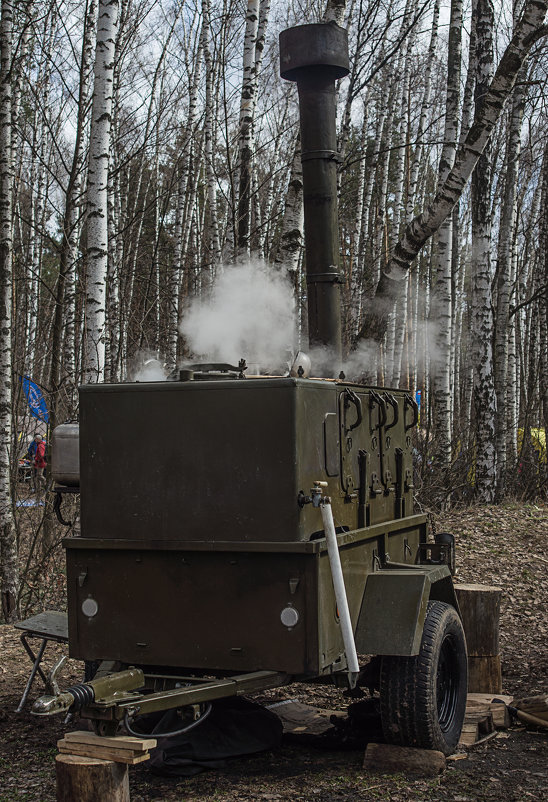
[28,433,46,495]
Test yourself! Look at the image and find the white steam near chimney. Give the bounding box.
[179,260,297,371]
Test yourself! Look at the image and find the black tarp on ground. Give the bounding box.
[133,697,283,777]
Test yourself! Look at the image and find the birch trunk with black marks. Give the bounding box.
[202,0,221,272]
[0,0,17,622]
[403,2,439,393]
[50,0,97,420]
[84,0,119,383]
[494,67,526,498]
[274,136,304,280]
[406,0,439,224]
[372,82,395,295]
[539,144,548,488]
[106,158,120,381]
[168,40,203,369]
[389,24,417,386]
[431,0,462,467]
[258,105,286,260]
[28,11,55,383]
[349,99,369,336]
[470,0,496,502]
[236,0,260,257]
[249,0,270,254]
[322,0,347,24]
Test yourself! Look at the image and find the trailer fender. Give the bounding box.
[354,565,457,656]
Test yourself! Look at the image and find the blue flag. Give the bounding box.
[21,376,49,424]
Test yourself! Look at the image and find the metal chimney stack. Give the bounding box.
[279,23,349,362]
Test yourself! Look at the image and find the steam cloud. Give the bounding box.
[179,261,297,371]
[130,352,167,382]
[130,263,446,386]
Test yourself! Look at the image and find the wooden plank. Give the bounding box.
[58,741,150,766]
[459,722,479,746]
[466,692,513,706]
[469,730,499,748]
[487,704,510,729]
[459,708,496,746]
[466,694,512,729]
[478,711,495,738]
[363,743,445,777]
[465,711,494,737]
[63,730,156,752]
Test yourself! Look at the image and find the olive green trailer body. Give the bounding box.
[66,377,431,676]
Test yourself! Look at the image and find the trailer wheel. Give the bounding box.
[379,600,467,755]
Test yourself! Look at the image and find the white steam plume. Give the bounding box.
[130,352,167,382]
[179,260,297,370]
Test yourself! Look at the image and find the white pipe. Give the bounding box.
[320,498,360,687]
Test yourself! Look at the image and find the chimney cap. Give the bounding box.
[279,23,349,83]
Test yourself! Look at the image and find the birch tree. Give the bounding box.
[167,38,203,368]
[0,0,17,621]
[470,0,496,503]
[494,68,526,498]
[84,0,119,383]
[236,0,261,256]
[322,0,347,25]
[430,0,462,468]
[357,0,548,345]
[274,136,304,277]
[201,0,221,271]
[540,142,548,489]
[50,0,98,421]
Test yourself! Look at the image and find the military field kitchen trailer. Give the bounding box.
[35,22,468,757]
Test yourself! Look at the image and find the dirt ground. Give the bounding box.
[1,502,547,801]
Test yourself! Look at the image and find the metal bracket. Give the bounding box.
[306,271,344,284]
[301,149,342,163]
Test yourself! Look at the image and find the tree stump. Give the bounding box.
[56,754,130,802]
[454,584,502,693]
[467,654,502,694]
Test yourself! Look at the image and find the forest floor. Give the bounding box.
[0,502,547,801]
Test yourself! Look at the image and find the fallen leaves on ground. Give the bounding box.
[0,502,547,801]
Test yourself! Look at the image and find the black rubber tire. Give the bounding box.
[379,600,468,755]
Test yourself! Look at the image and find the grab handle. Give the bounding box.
[383,392,399,431]
[370,390,387,430]
[343,388,363,434]
[404,394,419,431]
